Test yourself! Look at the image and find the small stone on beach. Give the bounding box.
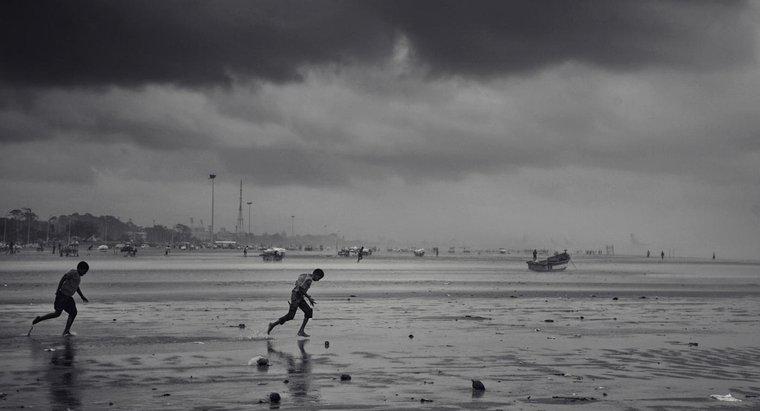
[248,356,269,366]
[544,319,554,323]
[238,323,245,329]
[340,374,352,381]
[472,380,485,391]
[688,342,699,347]
[325,341,330,348]
[612,297,618,300]
[269,392,281,403]
[408,334,414,339]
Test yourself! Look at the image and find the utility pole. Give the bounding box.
[247,201,252,242]
[209,173,216,243]
[291,215,295,238]
[236,180,244,243]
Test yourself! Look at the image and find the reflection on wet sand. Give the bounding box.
[46,338,80,410]
[267,339,316,405]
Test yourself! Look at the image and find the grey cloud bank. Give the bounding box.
[1,1,759,258]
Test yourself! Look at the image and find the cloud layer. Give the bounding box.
[1,1,759,257]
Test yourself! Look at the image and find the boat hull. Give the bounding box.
[527,261,568,272]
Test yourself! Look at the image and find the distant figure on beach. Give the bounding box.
[712,252,716,260]
[661,250,665,260]
[30,261,90,336]
[164,245,170,256]
[7,241,14,254]
[357,246,364,263]
[533,249,537,261]
[267,269,325,337]
[646,250,650,258]
[243,246,248,257]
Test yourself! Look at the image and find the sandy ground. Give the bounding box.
[1,251,759,410]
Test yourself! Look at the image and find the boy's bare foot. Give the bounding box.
[62,330,74,336]
[32,316,41,325]
[297,331,310,337]
[267,322,275,335]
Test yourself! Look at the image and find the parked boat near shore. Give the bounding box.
[527,251,570,272]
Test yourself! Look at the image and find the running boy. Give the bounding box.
[267,269,324,337]
[31,261,90,335]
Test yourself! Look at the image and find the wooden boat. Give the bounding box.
[527,252,570,272]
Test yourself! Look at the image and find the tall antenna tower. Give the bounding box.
[236,180,244,242]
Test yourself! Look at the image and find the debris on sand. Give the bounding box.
[238,323,246,329]
[612,297,618,300]
[0,392,7,400]
[340,374,352,381]
[688,342,699,347]
[420,398,433,403]
[349,294,357,297]
[472,380,485,391]
[551,396,596,403]
[710,393,741,402]
[408,334,414,339]
[248,356,269,367]
[544,319,554,323]
[325,341,330,349]
[269,392,281,403]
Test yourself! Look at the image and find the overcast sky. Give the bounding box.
[2,1,759,257]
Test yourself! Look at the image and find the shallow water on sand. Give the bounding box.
[1,251,759,410]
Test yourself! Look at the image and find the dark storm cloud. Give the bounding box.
[1,1,753,89]
[383,1,755,77]
[0,0,394,87]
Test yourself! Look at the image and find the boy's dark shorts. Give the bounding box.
[54,292,77,314]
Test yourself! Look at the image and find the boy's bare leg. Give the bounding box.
[297,317,310,337]
[267,322,277,334]
[62,313,76,335]
[33,311,61,324]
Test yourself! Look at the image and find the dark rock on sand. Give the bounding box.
[544,319,554,323]
[324,341,330,348]
[238,323,246,329]
[340,374,352,381]
[420,398,433,403]
[269,392,281,403]
[612,297,618,300]
[688,342,699,347]
[472,380,485,391]
[409,334,414,339]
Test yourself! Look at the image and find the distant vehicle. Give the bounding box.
[413,248,425,257]
[97,244,109,252]
[261,247,285,261]
[527,251,570,272]
[214,240,238,249]
[499,248,507,254]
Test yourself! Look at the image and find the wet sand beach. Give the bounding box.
[1,251,759,410]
